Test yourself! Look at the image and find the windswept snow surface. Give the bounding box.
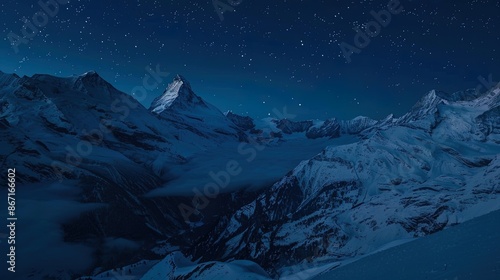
[312,209,500,280]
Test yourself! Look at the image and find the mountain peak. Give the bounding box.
[82,70,98,76]
[74,70,107,84]
[69,70,113,93]
[150,74,205,114]
[173,74,191,89]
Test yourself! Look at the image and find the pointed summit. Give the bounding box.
[73,70,108,86]
[77,70,102,82]
[69,70,116,95]
[173,74,191,89]
[148,74,245,141]
[82,70,98,76]
[150,74,206,114]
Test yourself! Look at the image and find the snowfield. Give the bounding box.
[312,209,500,280]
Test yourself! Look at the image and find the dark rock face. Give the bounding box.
[225,111,256,131]
[340,116,378,134]
[477,105,500,142]
[273,119,314,134]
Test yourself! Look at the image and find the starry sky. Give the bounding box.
[1,0,499,120]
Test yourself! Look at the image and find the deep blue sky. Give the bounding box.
[1,0,499,120]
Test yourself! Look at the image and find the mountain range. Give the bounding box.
[0,70,499,280]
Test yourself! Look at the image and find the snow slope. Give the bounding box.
[312,208,500,280]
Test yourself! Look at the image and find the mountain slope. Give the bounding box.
[103,209,499,280]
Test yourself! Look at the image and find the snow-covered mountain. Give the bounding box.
[226,109,393,140]
[0,71,260,279]
[184,85,500,278]
[150,75,247,143]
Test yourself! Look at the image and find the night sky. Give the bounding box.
[1,0,499,120]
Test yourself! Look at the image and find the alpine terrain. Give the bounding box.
[0,70,499,279]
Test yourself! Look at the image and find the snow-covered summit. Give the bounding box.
[82,70,98,76]
[70,70,116,93]
[147,74,248,142]
[150,74,205,114]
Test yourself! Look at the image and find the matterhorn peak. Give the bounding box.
[150,74,206,114]
[172,74,191,89]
